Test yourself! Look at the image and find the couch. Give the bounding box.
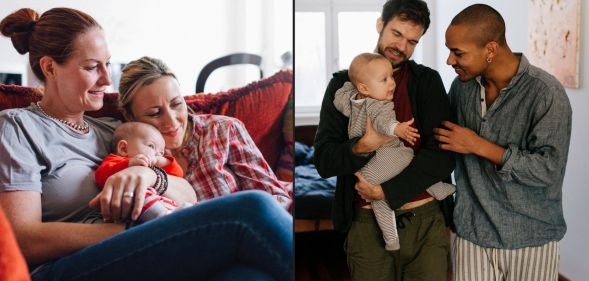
[0,70,293,278]
[0,69,294,182]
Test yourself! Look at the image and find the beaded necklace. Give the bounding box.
[34,102,89,132]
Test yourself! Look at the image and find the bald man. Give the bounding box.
[434,4,571,281]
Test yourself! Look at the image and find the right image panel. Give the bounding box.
[294,0,584,281]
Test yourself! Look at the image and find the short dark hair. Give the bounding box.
[0,8,101,82]
[381,0,431,35]
[450,4,506,47]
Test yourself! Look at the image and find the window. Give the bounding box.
[295,12,327,108]
[337,12,380,70]
[295,0,424,125]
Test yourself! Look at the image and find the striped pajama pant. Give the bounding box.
[453,236,559,281]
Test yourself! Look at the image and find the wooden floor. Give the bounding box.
[295,231,351,281]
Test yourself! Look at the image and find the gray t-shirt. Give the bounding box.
[0,104,120,223]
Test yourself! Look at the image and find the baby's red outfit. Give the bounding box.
[95,154,184,221]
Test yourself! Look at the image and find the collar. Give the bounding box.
[474,53,529,91]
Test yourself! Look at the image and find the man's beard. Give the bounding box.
[376,36,408,68]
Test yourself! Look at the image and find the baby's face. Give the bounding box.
[362,59,396,101]
[124,131,166,159]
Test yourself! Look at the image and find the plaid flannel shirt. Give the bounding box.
[183,114,292,210]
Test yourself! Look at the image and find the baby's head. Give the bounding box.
[348,53,396,101]
[112,122,166,159]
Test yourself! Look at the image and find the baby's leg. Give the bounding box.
[138,187,177,222]
[371,200,400,251]
[359,145,413,251]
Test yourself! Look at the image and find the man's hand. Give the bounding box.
[394,118,420,145]
[434,121,505,165]
[352,118,394,155]
[433,121,481,154]
[354,172,385,201]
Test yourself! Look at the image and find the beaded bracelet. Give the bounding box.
[149,166,168,195]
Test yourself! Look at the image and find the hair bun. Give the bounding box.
[27,20,38,30]
[0,8,40,54]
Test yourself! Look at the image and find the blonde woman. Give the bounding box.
[117,56,292,210]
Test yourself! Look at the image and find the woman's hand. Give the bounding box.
[89,166,156,223]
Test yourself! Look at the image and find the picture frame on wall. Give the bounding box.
[528,0,580,88]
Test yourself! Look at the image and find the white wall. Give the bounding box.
[432,1,588,279]
[0,0,292,95]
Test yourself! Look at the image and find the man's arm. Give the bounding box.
[497,94,571,186]
[314,71,372,178]
[437,83,572,187]
[435,121,505,165]
[380,69,455,209]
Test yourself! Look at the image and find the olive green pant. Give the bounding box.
[345,200,449,281]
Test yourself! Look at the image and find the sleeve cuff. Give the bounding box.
[349,137,374,168]
[390,122,398,137]
[496,145,515,180]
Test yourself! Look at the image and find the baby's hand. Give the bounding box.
[129,154,151,167]
[395,118,420,145]
[153,155,171,167]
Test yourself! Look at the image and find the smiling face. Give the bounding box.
[377,16,425,67]
[358,58,396,101]
[445,24,489,81]
[126,76,189,150]
[51,27,112,112]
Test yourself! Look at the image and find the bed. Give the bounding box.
[294,125,336,232]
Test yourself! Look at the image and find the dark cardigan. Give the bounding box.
[313,60,455,232]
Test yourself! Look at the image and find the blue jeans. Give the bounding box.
[32,191,293,281]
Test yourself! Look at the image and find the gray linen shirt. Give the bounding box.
[450,54,572,249]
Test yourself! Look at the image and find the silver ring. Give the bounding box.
[123,191,134,198]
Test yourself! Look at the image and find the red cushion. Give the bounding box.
[185,70,292,172]
[0,84,43,111]
[275,93,294,182]
[0,84,123,120]
[0,70,292,174]
[0,207,30,280]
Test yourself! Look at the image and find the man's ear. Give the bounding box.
[117,140,129,157]
[39,56,56,80]
[485,41,499,62]
[377,17,384,34]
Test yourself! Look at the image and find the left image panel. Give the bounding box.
[0,0,294,280]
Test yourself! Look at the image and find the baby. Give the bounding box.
[95,122,184,223]
[333,52,455,251]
